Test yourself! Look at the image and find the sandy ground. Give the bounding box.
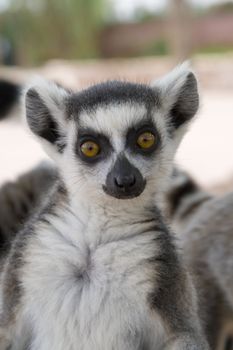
[0,56,233,192]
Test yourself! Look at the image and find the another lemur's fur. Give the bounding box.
[166,168,233,350]
[0,162,57,248]
[0,65,209,349]
[166,168,212,233]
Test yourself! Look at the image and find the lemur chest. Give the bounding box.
[22,214,166,349]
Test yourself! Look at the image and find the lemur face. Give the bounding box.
[25,63,199,204]
[73,96,161,200]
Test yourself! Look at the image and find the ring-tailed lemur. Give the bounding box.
[0,64,209,350]
[166,167,233,350]
[0,76,232,350]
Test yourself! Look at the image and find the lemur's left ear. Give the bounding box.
[152,62,199,129]
[25,79,70,153]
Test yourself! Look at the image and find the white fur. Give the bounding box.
[20,203,166,350]
[60,102,176,209]
[151,61,192,108]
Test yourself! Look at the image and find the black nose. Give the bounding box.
[103,156,146,199]
[114,174,136,190]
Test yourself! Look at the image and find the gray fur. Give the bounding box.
[0,162,57,249]
[67,80,160,117]
[166,167,233,349]
[169,72,199,129]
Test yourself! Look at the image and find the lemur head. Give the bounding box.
[24,63,199,207]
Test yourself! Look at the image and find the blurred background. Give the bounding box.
[0,0,233,192]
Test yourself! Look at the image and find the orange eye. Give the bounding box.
[137,132,156,149]
[80,141,100,157]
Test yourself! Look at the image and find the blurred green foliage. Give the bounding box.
[0,0,233,65]
[0,0,107,65]
[208,1,233,14]
[143,40,168,56]
[198,45,233,54]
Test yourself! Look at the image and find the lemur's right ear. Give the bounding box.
[151,62,199,131]
[25,79,70,153]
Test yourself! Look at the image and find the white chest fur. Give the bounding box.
[21,206,166,350]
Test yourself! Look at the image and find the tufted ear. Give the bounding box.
[24,79,71,153]
[152,62,199,130]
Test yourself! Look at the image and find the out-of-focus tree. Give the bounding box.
[0,0,107,65]
[208,1,233,14]
[167,0,193,61]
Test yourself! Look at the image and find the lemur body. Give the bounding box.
[6,186,174,350]
[0,65,209,349]
[167,168,233,350]
[0,163,231,349]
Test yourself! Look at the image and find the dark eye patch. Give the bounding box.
[126,121,161,156]
[75,128,112,165]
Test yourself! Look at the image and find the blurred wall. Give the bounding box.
[100,12,233,57]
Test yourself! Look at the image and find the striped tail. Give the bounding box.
[166,167,211,224]
[0,162,57,248]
